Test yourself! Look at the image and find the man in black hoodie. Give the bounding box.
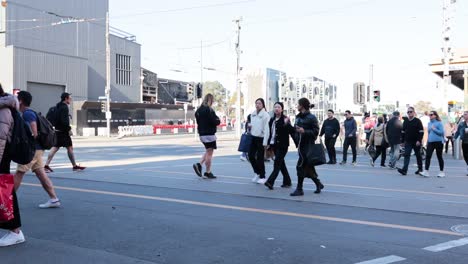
[398,107,424,176]
[44,93,85,173]
[320,109,340,164]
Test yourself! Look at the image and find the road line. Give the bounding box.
[423,237,468,252]
[355,255,406,264]
[22,183,463,237]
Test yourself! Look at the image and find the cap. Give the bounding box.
[61,92,72,101]
[392,111,400,116]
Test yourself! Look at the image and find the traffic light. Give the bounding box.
[373,90,380,102]
[196,83,203,99]
[101,101,107,113]
[186,83,194,98]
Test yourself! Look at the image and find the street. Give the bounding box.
[1,133,468,264]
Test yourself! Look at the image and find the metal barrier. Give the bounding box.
[454,138,463,160]
[118,125,153,138]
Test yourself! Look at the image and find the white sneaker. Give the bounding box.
[240,156,247,161]
[0,230,25,247]
[39,199,61,209]
[251,175,260,183]
[437,171,446,178]
[257,178,267,184]
[420,170,430,177]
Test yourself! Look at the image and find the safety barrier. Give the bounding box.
[117,124,229,138]
[118,125,153,138]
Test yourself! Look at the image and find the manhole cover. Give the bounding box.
[451,225,468,235]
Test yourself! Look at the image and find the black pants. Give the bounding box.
[425,142,444,171]
[248,136,266,178]
[324,137,337,163]
[402,142,423,173]
[296,156,318,191]
[372,145,387,166]
[463,143,468,166]
[343,137,357,162]
[267,146,291,186]
[445,136,453,154]
[0,144,21,231]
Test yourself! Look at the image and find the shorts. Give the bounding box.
[17,150,44,173]
[55,131,73,148]
[202,141,217,150]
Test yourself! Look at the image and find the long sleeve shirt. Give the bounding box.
[401,117,424,143]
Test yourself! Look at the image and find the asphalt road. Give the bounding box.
[1,133,467,264]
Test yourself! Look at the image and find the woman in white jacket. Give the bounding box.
[248,98,270,184]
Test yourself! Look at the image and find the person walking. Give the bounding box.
[340,110,358,165]
[363,113,375,152]
[320,109,340,164]
[398,107,424,176]
[444,122,455,155]
[240,114,251,162]
[0,85,25,247]
[369,116,387,167]
[454,111,468,176]
[14,91,61,208]
[44,93,85,172]
[193,94,220,179]
[248,99,270,184]
[385,111,403,169]
[290,98,324,196]
[420,111,445,178]
[264,102,294,190]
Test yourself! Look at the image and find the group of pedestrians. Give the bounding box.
[0,84,85,247]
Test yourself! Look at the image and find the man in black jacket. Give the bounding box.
[320,109,340,164]
[385,111,403,169]
[193,94,220,179]
[398,107,424,176]
[44,93,85,172]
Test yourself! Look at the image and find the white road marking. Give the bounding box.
[423,237,468,252]
[355,255,406,264]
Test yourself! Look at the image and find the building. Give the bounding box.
[0,0,141,131]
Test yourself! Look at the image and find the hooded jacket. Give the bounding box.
[369,123,385,146]
[249,109,271,146]
[0,94,19,163]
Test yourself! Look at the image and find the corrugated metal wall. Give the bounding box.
[0,46,14,92]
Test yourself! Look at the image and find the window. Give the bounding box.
[116,54,131,86]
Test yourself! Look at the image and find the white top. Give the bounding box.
[249,109,271,146]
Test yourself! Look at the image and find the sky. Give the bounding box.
[109,0,468,110]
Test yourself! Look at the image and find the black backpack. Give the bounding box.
[9,109,35,165]
[27,110,56,150]
[46,106,58,126]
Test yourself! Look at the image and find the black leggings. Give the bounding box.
[0,144,21,231]
[425,142,444,171]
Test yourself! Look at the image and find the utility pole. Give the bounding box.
[442,0,456,110]
[368,64,373,116]
[194,40,203,140]
[234,17,242,138]
[105,11,111,137]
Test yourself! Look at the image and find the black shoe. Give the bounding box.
[331,161,337,165]
[193,163,202,177]
[203,172,216,179]
[397,168,407,176]
[312,178,324,194]
[290,189,304,196]
[264,182,274,190]
[415,170,422,175]
[326,161,333,165]
[281,184,292,188]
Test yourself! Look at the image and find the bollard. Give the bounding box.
[188,127,193,133]
[156,128,161,135]
[454,138,462,160]
[173,128,179,134]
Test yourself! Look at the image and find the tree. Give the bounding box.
[413,101,433,114]
[201,81,228,113]
[227,90,244,119]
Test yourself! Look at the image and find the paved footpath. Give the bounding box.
[1,133,467,264]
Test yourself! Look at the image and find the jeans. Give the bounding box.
[402,142,423,173]
[425,142,444,171]
[248,136,265,178]
[266,146,292,186]
[388,144,401,167]
[342,137,357,162]
[324,137,337,163]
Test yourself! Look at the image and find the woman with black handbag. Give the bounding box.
[264,102,294,190]
[290,98,324,196]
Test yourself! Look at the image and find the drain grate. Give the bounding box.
[451,225,468,235]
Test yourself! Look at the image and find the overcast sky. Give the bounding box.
[110,0,467,110]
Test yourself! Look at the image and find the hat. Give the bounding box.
[392,111,400,116]
[61,92,72,101]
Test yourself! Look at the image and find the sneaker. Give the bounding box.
[420,170,430,177]
[415,169,422,175]
[44,165,54,173]
[240,156,247,161]
[369,158,374,167]
[203,172,217,179]
[0,231,25,247]
[339,161,346,165]
[257,178,267,184]
[264,182,274,190]
[351,161,357,166]
[39,199,61,208]
[397,168,407,176]
[251,175,260,183]
[281,184,292,188]
[290,189,304,196]
[193,163,202,177]
[437,171,445,178]
[72,165,86,172]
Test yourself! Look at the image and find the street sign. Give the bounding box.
[105,111,112,119]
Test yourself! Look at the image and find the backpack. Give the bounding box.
[9,109,35,165]
[28,110,56,150]
[46,106,58,126]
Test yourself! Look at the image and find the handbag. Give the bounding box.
[306,139,326,167]
[368,145,377,159]
[238,132,253,152]
[0,174,15,222]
